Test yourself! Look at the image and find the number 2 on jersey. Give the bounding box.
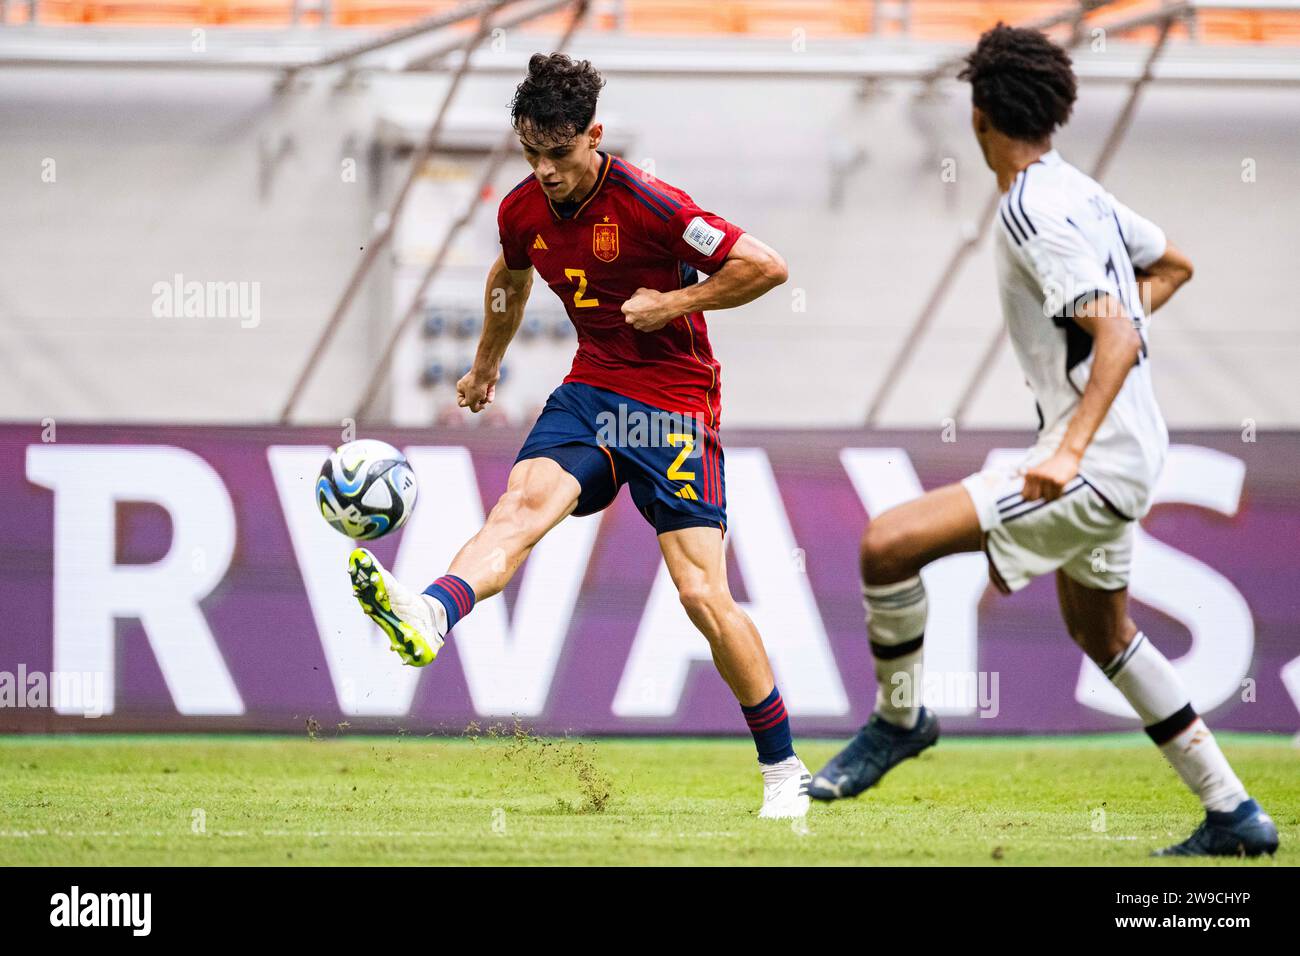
[665,433,696,481]
[565,268,600,308]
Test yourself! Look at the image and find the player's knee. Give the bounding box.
[1065,621,1123,665]
[676,581,717,617]
[1078,633,1116,666]
[859,520,915,585]
[487,486,552,543]
[1094,619,1139,663]
[677,581,730,638]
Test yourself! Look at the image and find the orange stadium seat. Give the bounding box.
[616,0,871,35]
[1201,9,1300,43]
[13,0,1300,45]
[332,0,456,28]
[910,2,1080,39]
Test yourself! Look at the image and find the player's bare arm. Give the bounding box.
[1135,241,1194,314]
[621,233,788,332]
[457,254,534,413]
[1022,293,1142,501]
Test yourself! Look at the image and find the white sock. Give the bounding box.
[1158,717,1250,814]
[423,593,449,637]
[863,577,927,730]
[1106,633,1248,813]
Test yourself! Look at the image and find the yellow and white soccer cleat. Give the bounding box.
[348,548,445,667]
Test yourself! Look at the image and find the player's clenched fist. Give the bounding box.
[1021,447,1081,501]
[457,366,498,413]
[622,287,679,332]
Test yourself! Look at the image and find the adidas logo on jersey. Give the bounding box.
[674,485,698,501]
[533,234,548,250]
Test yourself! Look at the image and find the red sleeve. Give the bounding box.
[661,195,744,274]
[497,201,531,271]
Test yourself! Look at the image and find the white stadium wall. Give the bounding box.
[2,56,1297,428]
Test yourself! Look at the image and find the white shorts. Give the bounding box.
[961,468,1134,593]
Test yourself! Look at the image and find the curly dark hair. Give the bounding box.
[510,53,605,145]
[958,24,1077,142]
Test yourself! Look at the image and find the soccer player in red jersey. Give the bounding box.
[349,53,811,818]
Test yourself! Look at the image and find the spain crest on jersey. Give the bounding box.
[592,222,619,262]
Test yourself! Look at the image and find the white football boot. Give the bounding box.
[348,548,446,666]
[758,756,813,819]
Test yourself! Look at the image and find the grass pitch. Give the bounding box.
[0,731,1294,866]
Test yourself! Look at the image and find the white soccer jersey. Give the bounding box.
[994,149,1170,520]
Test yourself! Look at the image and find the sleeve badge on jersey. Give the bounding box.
[593,222,619,262]
[682,216,725,257]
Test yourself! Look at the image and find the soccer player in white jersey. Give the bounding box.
[808,24,1278,857]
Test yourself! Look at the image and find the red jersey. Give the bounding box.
[497,153,744,427]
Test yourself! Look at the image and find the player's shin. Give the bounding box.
[1104,633,1249,813]
[863,576,928,730]
[741,686,795,765]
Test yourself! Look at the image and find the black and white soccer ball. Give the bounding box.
[316,439,418,540]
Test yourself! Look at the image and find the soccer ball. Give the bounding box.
[316,439,418,540]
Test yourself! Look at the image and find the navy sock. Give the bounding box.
[422,574,475,631]
[741,686,795,765]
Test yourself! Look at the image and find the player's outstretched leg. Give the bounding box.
[350,457,581,667]
[658,526,811,819]
[809,484,981,801]
[1057,573,1279,858]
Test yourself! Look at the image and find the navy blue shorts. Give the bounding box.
[516,382,727,535]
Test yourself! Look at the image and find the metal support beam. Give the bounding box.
[862,190,1000,425]
[278,0,514,424]
[285,0,503,77]
[351,0,590,423]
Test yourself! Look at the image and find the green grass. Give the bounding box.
[0,731,1294,866]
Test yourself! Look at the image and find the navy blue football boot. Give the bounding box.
[1152,798,1279,858]
[808,708,939,801]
